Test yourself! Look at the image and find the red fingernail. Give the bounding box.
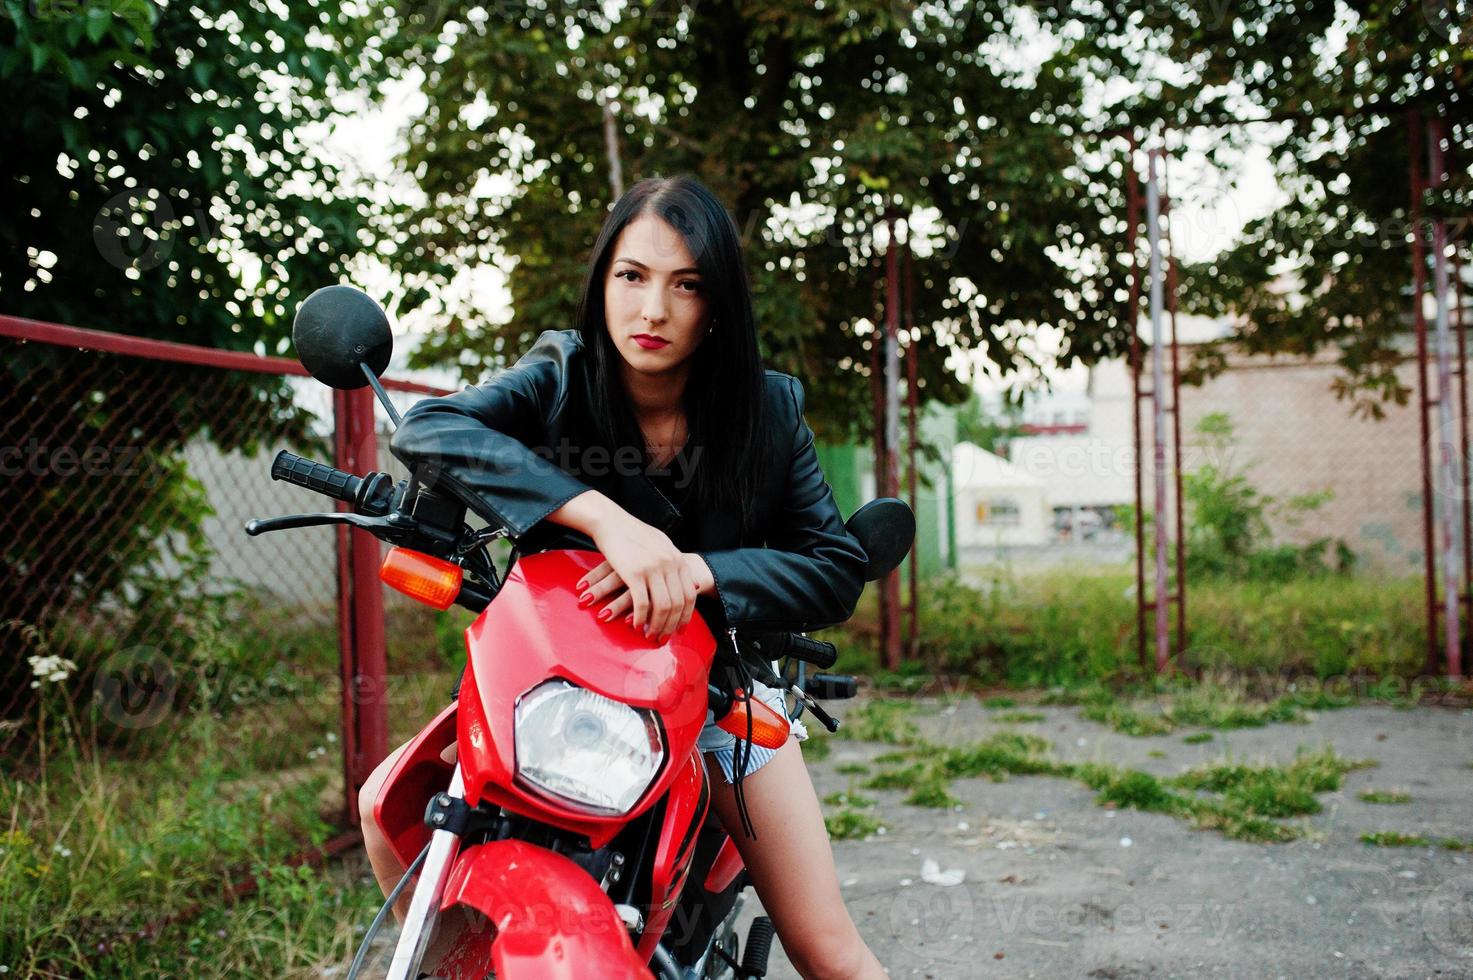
[625,615,634,626]
[576,580,587,590]
[598,610,611,622]
[579,593,594,606]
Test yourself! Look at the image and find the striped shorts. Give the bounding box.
[696,678,808,784]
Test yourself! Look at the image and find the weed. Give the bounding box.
[834,701,921,745]
[1183,732,1214,744]
[905,781,962,809]
[863,763,931,792]
[801,735,832,761]
[1361,831,1431,847]
[993,711,1045,724]
[822,790,876,809]
[824,809,882,840]
[1357,789,1411,805]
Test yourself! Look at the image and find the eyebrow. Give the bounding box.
[613,257,702,276]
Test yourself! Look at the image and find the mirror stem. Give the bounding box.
[361,361,403,427]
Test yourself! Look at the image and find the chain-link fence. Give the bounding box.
[0,317,453,970]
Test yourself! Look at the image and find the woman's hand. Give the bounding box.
[545,490,715,641]
[579,525,714,641]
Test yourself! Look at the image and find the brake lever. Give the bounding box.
[244,511,395,537]
[789,684,841,734]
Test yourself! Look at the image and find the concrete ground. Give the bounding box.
[734,697,1473,980]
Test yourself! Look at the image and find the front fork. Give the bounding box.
[386,764,465,980]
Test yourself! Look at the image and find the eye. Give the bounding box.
[615,269,642,282]
[678,280,702,293]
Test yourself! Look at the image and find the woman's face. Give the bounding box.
[603,214,710,381]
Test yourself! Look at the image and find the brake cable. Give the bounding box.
[347,841,431,980]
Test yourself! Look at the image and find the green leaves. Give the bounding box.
[386,1,1117,437]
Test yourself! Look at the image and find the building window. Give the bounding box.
[977,498,1021,526]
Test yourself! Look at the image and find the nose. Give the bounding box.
[641,292,668,326]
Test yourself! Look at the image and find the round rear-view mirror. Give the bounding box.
[845,497,916,582]
[293,285,393,390]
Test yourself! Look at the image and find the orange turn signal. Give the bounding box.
[716,689,791,750]
[380,547,463,610]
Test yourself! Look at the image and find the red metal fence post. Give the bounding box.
[1409,110,1441,677]
[335,386,388,823]
[882,212,903,669]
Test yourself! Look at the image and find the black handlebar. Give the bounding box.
[272,451,361,503]
[270,450,394,517]
[740,631,838,670]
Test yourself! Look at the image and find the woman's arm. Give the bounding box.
[389,330,594,538]
[697,377,868,632]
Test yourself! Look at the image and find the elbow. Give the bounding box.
[824,536,869,625]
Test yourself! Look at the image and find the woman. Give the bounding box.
[364,175,888,980]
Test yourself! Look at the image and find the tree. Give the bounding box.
[1062,0,1471,418]
[1,0,404,715]
[386,1,1142,438]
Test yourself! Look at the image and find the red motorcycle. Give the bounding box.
[247,287,914,979]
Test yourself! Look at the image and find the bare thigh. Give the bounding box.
[704,740,885,979]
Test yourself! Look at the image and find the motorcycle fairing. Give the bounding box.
[372,699,457,869]
[634,749,709,962]
[455,549,717,847]
[439,839,653,980]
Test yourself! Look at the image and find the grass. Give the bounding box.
[1357,789,1412,804]
[992,711,1045,724]
[824,809,883,840]
[822,789,876,809]
[834,762,871,776]
[1359,831,1473,850]
[3,657,454,977]
[1184,732,1215,744]
[1072,678,1314,738]
[832,700,923,745]
[837,569,1429,689]
[836,695,1374,844]
[800,734,832,761]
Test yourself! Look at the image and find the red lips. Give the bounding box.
[633,334,671,350]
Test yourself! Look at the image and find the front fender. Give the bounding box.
[439,839,652,980]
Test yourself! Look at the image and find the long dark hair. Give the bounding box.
[574,175,769,530]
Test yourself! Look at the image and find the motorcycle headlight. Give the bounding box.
[514,680,665,815]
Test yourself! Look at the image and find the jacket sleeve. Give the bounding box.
[387,330,592,539]
[698,377,869,631]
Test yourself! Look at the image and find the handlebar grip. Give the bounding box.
[806,673,858,701]
[271,450,361,504]
[782,633,838,670]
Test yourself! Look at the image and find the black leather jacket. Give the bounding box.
[388,329,868,634]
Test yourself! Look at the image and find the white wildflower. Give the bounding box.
[28,654,77,688]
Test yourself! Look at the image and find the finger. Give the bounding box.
[583,570,626,606]
[645,573,673,638]
[629,576,651,632]
[599,590,633,622]
[675,565,697,634]
[660,567,689,640]
[578,561,614,592]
